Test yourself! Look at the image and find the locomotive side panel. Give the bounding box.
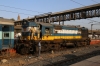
[41,25,82,41]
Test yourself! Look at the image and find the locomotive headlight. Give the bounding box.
[37,24,40,29]
[24,22,26,24]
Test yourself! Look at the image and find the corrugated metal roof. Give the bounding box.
[0,17,15,22]
[0,21,14,25]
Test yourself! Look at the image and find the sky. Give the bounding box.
[0,0,100,29]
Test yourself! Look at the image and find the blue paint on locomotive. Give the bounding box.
[22,21,38,28]
[0,25,14,50]
[41,24,81,36]
[41,26,53,35]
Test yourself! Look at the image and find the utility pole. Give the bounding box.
[91,24,93,34]
[91,23,100,35]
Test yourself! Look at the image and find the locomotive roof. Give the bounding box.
[23,20,86,28]
[34,22,83,28]
[35,22,53,27]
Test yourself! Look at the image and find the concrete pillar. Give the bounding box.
[34,16,37,22]
[62,21,64,25]
[48,15,51,23]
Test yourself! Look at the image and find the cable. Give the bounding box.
[88,20,100,24]
[70,0,85,6]
[0,4,44,13]
[87,18,100,23]
[70,0,100,23]
[91,0,99,3]
[0,9,35,16]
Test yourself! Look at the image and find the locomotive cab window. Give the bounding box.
[45,28,51,35]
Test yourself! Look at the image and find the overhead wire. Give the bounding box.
[0,4,46,18]
[0,4,44,13]
[70,0,100,23]
[91,0,99,3]
[0,9,35,16]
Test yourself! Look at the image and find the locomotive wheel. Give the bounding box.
[74,42,78,47]
[32,46,36,54]
[87,41,90,45]
[20,47,29,55]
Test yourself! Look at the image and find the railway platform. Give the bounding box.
[70,55,100,66]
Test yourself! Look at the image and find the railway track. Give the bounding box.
[45,49,100,66]
[24,44,100,66]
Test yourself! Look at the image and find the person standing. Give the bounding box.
[38,40,41,57]
[30,26,36,40]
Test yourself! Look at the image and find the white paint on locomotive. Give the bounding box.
[54,29,81,34]
[22,27,39,32]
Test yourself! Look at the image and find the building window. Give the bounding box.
[4,33,9,37]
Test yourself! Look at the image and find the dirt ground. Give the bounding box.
[0,51,71,66]
[0,44,100,66]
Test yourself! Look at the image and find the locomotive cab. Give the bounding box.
[15,19,42,55]
[79,27,90,45]
[21,19,42,41]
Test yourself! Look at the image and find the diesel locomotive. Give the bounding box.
[15,19,90,55]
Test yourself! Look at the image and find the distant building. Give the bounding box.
[17,14,20,21]
[14,25,22,33]
[14,14,22,33]
[14,15,31,33]
[88,30,100,35]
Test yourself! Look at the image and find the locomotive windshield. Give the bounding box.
[45,28,51,35]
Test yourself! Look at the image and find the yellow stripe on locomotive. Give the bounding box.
[22,35,82,41]
[42,36,81,40]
